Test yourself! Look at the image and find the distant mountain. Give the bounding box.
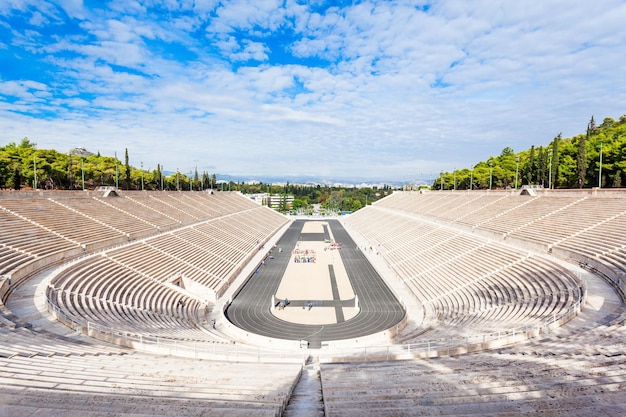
[158,171,425,188]
[216,173,410,188]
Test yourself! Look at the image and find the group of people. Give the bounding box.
[277,298,290,310]
[325,242,342,250]
[275,298,314,311]
[292,248,316,263]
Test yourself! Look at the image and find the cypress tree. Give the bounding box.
[11,168,22,190]
[577,117,594,188]
[157,164,162,190]
[124,148,131,190]
[202,172,210,190]
[612,170,622,188]
[550,133,561,189]
[537,146,545,187]
[527,145,535,185]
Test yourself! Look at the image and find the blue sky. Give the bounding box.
[1,0,625,182]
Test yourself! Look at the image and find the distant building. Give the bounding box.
[68,147,94,157]
[245,193,294,211]
[247,193,267,205]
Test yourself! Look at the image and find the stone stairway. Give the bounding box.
[283,357,325,417]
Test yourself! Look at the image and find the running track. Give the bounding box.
[225,219,405,348]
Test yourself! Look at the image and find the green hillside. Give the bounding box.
[434,114,626,190]
[0,142,215,192]
[2,113,625,193]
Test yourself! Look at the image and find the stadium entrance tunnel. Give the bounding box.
[224,219,406,348]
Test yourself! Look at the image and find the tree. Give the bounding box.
[291,198,307,212]
[500,147,514,157]
[527,145,535,185]
[550,133,561,188]
[11,167,22,190]
[536,146,545,187]
[3,113,625,193]
[124,148,131,190]
[0,156,8,188]
[278,194,288,212]
[577,117,593,188]
[498,153,517,188]
[612,170,622,188]
[601,117,615,128]
[200,171,207,190]
[589,115,597,134]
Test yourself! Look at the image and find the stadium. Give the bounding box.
[1,187,624,416]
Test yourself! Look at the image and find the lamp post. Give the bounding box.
[440,171,444,191]
[470,169,473,190]
[489,162,493,190]
[33,143,37,190]
[81,158,85,190]
[189,171,192,191]
[515,156,520,189]
[141,162,144,191]
[176,168,180,191]
[598,140,603,188]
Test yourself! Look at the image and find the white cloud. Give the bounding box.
[53,0,85,19]
[28,10,48,25]
[208,0,288,33]
[0,80,50,102]
[231,39,268,61]
[1,0,625,181]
